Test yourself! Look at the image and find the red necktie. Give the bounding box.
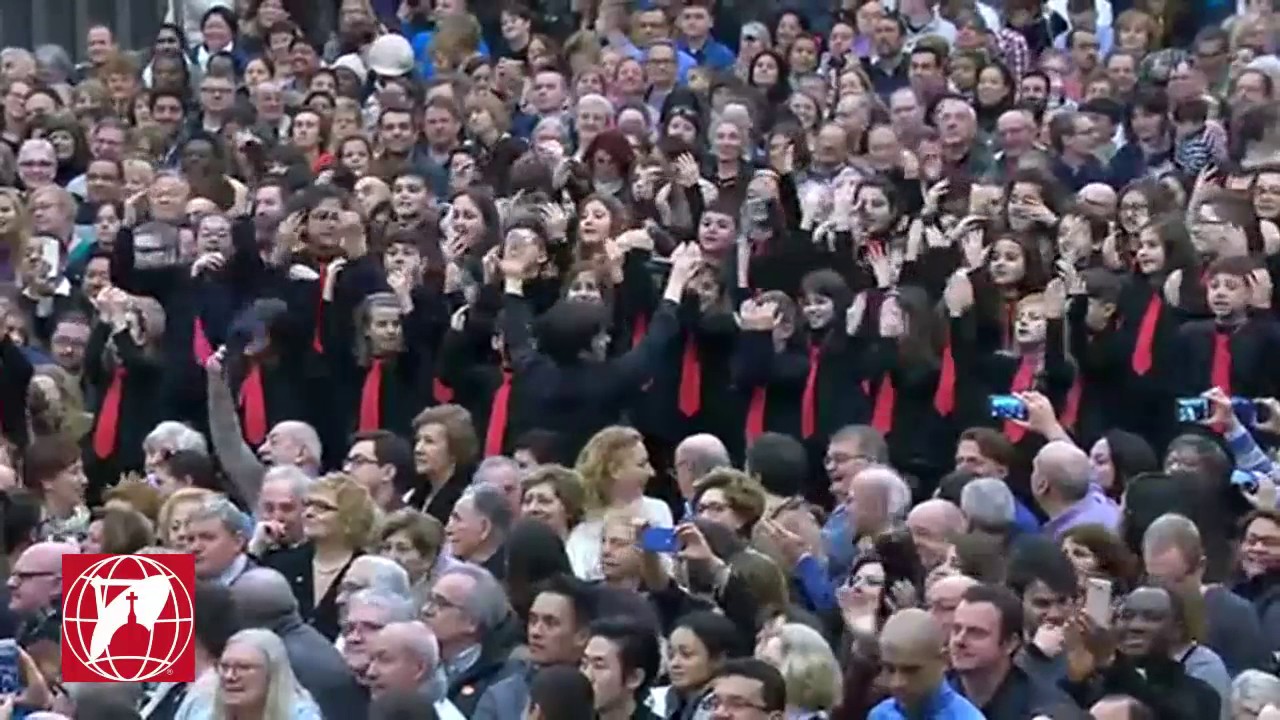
[1211,330,1232,394]
[358,359,383,431]
[92,367,126,459]
[934,337,956,416]
[484,370,513,456]
[631,313,648,348]
[1131,295,1162,376]
[677,336,702,418]
[1003,357,1036,442]
[433,378,454,403]
[239,363,268,445]
[193,316,213,366]
[871,372,896,434]
[311,265,328,353]
[745,387,767,441]
[800,344,820,438]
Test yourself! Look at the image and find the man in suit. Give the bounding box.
[186,496,255,587]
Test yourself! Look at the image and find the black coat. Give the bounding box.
[259,543,363,642]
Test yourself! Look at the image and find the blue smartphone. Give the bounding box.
[637,527,678,553]
[0,638,21,694]
[989,394,1027,421]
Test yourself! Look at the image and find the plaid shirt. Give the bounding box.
[994,28,1030,81]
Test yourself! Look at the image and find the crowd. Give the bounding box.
[0,0,1279,717]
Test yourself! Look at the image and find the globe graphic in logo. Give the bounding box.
[63,555,195,682]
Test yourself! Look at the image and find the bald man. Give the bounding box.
[871,609,984,719]
[365,621,466,719]
[926,574,979,633]
[907,500,966,570]
[8,542,78,616]
[1078,183,1118,220]
[673,434,730,517]
[231,568,368,719]
[1032,441,1120,538]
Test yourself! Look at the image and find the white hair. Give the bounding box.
[18,138,55,160]
[768,623,843,712]
[435,562,508,634]
[144,421,209,456]
[350,555,412,597]
[1232,670,1280,715]
[576,93,616,119]
[347,588,416,623]
[273,421,322,469]
[960,478,1016,531]
[472,456,522,488]
[214,629,316,720]
[188,496,253,540]
[383,621,445,700]
[532,116,569,143]
[853,467,912,522]
[261,465,313,499]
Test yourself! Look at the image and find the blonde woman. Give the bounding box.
[157,487,216,548]
[0,188,30,283]
[754,623,843,718]
[177,628,321,720]
[260,472,376,641]
[566,426,672,580]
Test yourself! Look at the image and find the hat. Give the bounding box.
[366,34,414,78]
[331,53,369,82]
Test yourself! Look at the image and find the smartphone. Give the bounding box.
[637,526,678,553]
[39,236,60,280]
[1231,469,1261,493]
[1084,577,1113,627]
[989,394,1027,421]
[1176,397,1209,423]
[0,638,21,694]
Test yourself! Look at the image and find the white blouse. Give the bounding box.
[566,496,674,580]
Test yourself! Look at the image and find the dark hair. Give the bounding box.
[1062,524,1140,592]
[715,658,787,712]
[745,432,809,497]
[1,489,41,555]
[507,520,573,621]
[1100,430,1158,499]
[161,450,219,492]
[528,665,595,720]
[23,435,81,490]
[512,429,563,465]
[1006,535,1079,598]
[960,583,1025,643]
[673,610,743,660]
[350,430,416,497]
[589,616,662,698]
[193,580,240,659]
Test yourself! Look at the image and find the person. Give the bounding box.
[869,608,983,719]
[364,621,467,719]
[1031,441,1120,538]
[229,568,368,719]
[185,497,255,586]
[523,664,595,720]
[705,658,788,720]
[175,628,322,720]
[581,616,663,720]
[420,564,518,716]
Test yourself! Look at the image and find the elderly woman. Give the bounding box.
[520,464,587,539]
[377,508,449,606]
[406,404,479,524]
[755,623,843,718]
[260,473,376,641]
[156,487,216,549]
[177,628,321,720]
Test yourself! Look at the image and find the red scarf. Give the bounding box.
[800,344,820,438]
[1131,294,1162,376]
[239,363,268,445]
[433,378,454,403]
[1211,329,1232,394]
[484,370,514,456]
[311,264,328,353]
[934,335,956,416]
[193,317,214,366]
[678,336,702,418]
[1003,357,1037,443]
[870,372,896,434]
[357,359,384,431]
[92,367,127,459]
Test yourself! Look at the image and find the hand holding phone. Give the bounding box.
[1083,578,1113,627]
[989,394,1028,421]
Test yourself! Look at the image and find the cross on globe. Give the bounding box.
[63,555,195,682]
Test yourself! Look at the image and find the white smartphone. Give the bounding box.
[1084,577,1113,627]
[39,236,60,279]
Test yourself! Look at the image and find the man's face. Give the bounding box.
[424,107,459,148]
[259,427,303,466]
[936,101,974,146]
[7,549,62,614]
[344,440,394,504]
[879,638,944,709]
[1021,579,1074,635]
[380,111,417,154]
[86,27,115,65]
[257,477,304,544]
[599,522,641,582]
[1070,31,1099,73]
[480,465,522,515]
[527,591,583,665]
[678,7,712,39]
[533,72,566,114]
[423,573,476,648]
[909,51,942,87]
[954,440,1003,478]
[86,160,121,203]
[873,18,903,57]
[1143,546,1193,586]
[949,600,1011,672]
[645,46,677,88]
[152,97,185,135]
[200,77,235,115]
[91,126,125,161]
[1020,77,1049,106]
[825,437,873,501]
[581,636,631,714]
[341,602,392,674]
[634,11,668,45]
[50,320,90,373]
[997,112,1035,155]
[188,517,244,578]
[364,630,422,697]
[1195,39,1229,79]
[889,91,923,132]
[1115,588,1174,658]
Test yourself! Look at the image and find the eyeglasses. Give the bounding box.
[217,660,265,676]
[423,593,463,612]
[304,498,339,512]
[699,694,769,713]
[343,455,379,468]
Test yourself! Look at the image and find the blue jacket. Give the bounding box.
[470,663,533,720]
[676,38,734,70]
[411,31,492,78]
[868,681,985,720]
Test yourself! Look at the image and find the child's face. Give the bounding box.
[802,292,835,329]
[1207,273,1249,319]
[1014,298,1047,344]
[1085,298,1114,331]
[988,239,1027,286]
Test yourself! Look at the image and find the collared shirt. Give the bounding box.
[1043,486,1121,539]
[445,644,482,683]
[676,37,734,70]
[869,681,985,720]
[215,553,250,587]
